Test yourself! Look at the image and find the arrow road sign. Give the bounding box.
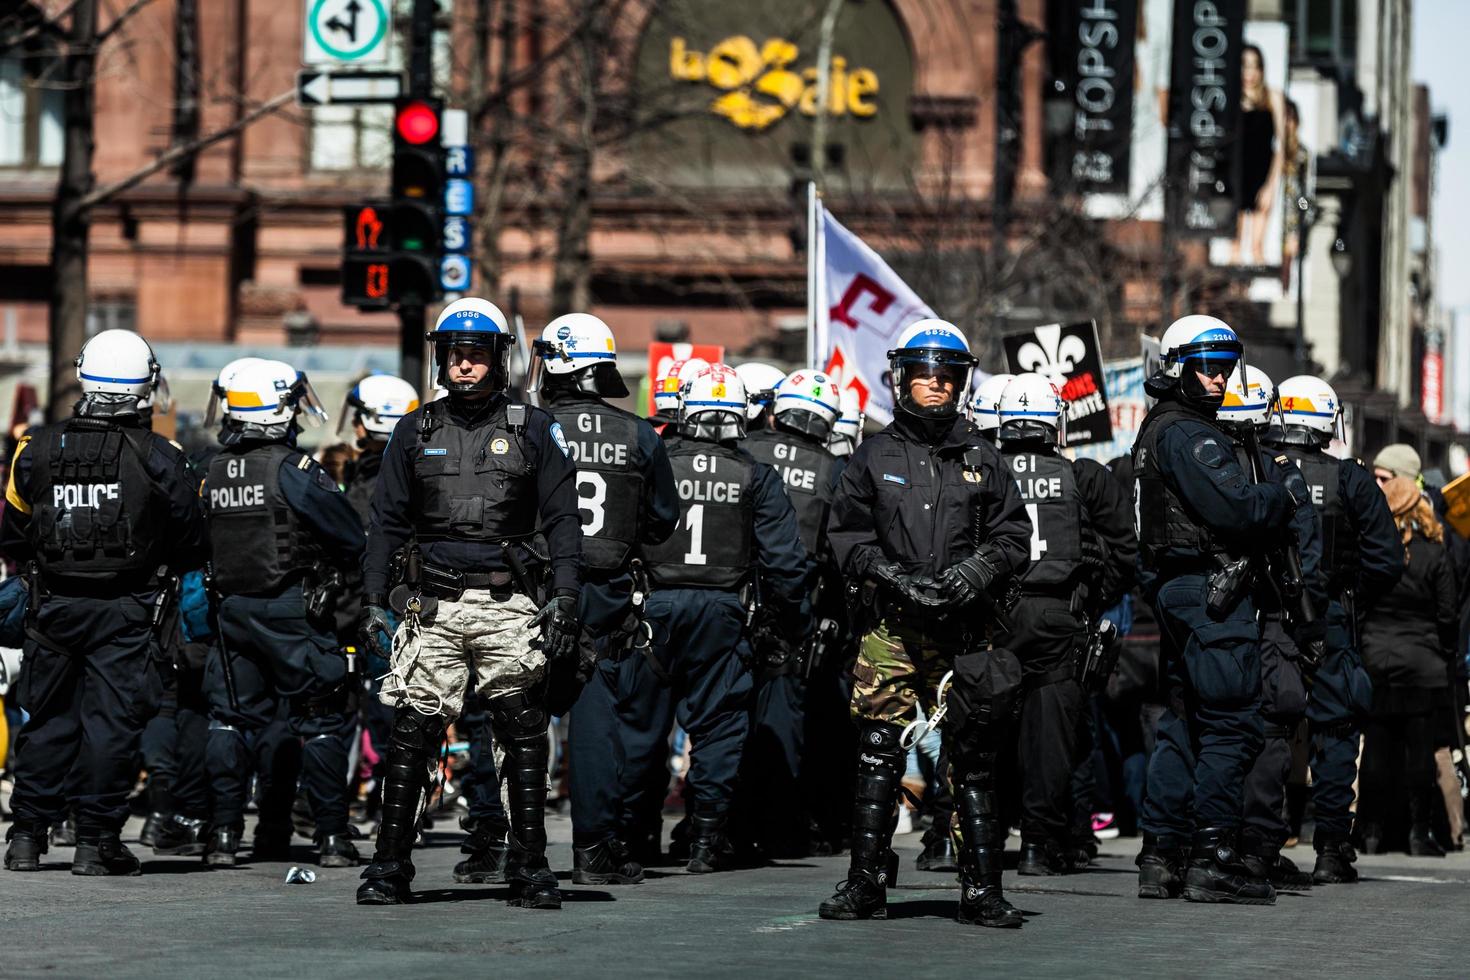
[296,70,402,107]
[304,0,389,65]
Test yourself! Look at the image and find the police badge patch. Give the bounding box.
[491,438,509,455]
[549,422,570,457]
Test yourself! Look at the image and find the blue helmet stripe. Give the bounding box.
[80,371,151,385]
[776,392,839,412]
[1283,407,1336,417]
[683,399,743,408]
[225,402,278,413]
[1003,409,1061,418]
[561,351,615,360]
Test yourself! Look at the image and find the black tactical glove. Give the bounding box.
[1292,618,1328,674]
[935,550,1003,608]
[871,561,946,611]
[530,594,581,663]
[359,602,397,667]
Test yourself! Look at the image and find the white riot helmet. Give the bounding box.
[222,359,328,434]
[427,297,514,396]
[1153,314,1244,411]
[207,356,269,428]
[531,312,628,398]
[888,319,976,419]
[1217,364,1274,429]
[773,369,841,440]
[997,372,1066,446]
[679,363,747,442]
[735,362,786,422]
[342,374,420,440]
[828,386,864,457]
[1276,375,1344,444]
[75,329,160,411]
[653,357,710,417]
[970,373,1016,435]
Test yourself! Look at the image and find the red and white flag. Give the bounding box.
[809,195,937,426]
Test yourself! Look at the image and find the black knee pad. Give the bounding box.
[487,692,548,741]
[389,709,443,756]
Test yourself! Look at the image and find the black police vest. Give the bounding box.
[26,417,162,581]
[1004,449,1084,588]
[642,439,754,590]
[743,428,839,556]
[344,453,381,528]
[206,444,321,595]
[1132,400,1219,564]
[1283,448,1355,581]
[411,400,537,545]
[547,401,643,571]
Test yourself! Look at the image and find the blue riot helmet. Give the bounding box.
[1153,314,1245,413]
[426,297,514,396]
[887,318,977,420]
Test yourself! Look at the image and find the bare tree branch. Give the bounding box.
[94,0,153,45]
[79,88,291,210]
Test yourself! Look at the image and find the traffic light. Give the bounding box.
[342,202,392,309]
[388,97,446,297]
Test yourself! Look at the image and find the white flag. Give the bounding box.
[814,206,936,426]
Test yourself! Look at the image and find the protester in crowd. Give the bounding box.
[1357,476,1458,856]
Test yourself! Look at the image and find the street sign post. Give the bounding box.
[296,70,402,107]
[303,0,391,66]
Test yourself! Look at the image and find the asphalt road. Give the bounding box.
[1,812,1466,979]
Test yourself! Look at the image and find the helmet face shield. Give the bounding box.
[891,349,975,418]
[434,335,512,395]
[526,338,562,395]
[290,372,329,428]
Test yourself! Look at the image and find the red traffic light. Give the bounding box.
[395,100,440,145]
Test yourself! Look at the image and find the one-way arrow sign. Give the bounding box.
[296,70,402,107]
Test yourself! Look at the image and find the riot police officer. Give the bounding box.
[821,320,1032,928]
[2,329,207,875]
[356,298,583,908]
[735,361,786,432]
[738,368,846,858]
[969,373,1014,443]
[649,357,710,428]
[201,359,366,869]
[1213,365,1327,889]
[1264,375,1402,884]
[1132,316,1307,906]
[618,364,809,873]
[529,313,679,885]
[994,373,1137,875]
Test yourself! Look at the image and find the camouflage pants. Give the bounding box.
[850,620,962,726]
[379,588,543,721]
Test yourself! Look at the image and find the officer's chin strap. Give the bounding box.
[900,670,954,751]
[376,595,450,718]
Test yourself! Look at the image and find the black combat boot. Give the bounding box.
[72,834,143,876]
[954,779,1023,928]
[496,697,561,910]
[1183,828,1276,905]
[915,830,958,872]
[1312,834,1358,884]
[687,810,736,874]
[1136,833,1188,899]
[204,825,242,867]
[574,838,645,885]
[454,823,510,884]
[357,710,436,905]
[151,815,208,856]
[318,833,360,868]
[138,812,169,850]
[820,721,905,921]
[4,824,48,872]
[1017,839,1069,876]
[1239,839,1312,889]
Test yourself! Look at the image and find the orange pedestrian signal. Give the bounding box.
[356,207,383,250]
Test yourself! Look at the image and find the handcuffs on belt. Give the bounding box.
[900,670,955,750]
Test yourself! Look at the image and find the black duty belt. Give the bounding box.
[417,562,515,599]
